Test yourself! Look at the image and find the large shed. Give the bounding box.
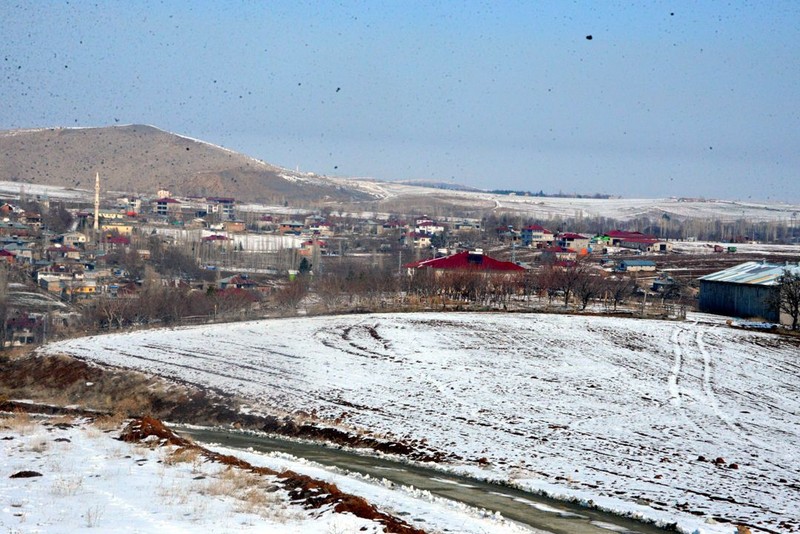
[698,261,800,324]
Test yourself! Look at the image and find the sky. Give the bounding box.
[2,1,799,202]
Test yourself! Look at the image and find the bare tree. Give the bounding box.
[605,276,637,311]
[574,270,605,310]
[768,269,800,330]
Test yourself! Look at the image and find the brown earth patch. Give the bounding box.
[1,352,450,463]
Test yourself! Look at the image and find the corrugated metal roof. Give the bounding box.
[620,260,656,266]
[698,261,800,286]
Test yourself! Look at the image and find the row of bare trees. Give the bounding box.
[295,257,644,313]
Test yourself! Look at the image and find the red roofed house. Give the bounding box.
[603,230,672,253]
[0,249,15,264]
[521,225,554,247]
[105,235,131,250]
[404,249,525,274]
[555,233,591,255]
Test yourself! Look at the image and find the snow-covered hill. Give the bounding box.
[42,312,800,533]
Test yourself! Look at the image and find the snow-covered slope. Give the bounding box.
[1,416,532,534]
[42,313,800,533]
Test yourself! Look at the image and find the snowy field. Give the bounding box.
[339,178,800,224]
[42,313,800,533]
[1,416,529,534]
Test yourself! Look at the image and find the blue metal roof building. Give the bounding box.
[698,261,800,324]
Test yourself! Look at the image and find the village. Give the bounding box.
[0,181,798,348]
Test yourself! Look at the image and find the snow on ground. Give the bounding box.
[0,180,90,202]
[339,179,800,223]
[41,313,800,533]
[143,226,303,251]
[669,241,800,257]
[1,415,534,534]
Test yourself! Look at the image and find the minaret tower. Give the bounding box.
[93,172,100,233]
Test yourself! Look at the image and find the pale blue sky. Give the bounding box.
[2,1,799,201]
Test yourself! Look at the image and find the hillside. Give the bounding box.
[0,125,374,204]
[43,312,800,533]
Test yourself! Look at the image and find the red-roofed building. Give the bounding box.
[105,235,131,247]
[404,250,524,274]
[202,234,230,243]
[0,249,15,264]
[603,230,655,245]
[556,233,591,254]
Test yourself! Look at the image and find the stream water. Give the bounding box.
[177,426,671,534]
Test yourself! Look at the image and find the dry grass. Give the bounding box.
[93,413,128,432]
[27,436,48,453]
[2,410,35,433]
[164,447,202,469]
[51,475,84,496]
[51,414,77,426]
[201,467,294,521]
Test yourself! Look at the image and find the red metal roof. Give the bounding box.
[405,251,524,272]
[606,230,656,240]
[558,232,588,240]
[523,224,553,233]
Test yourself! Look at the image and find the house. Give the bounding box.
[619,238,673,253]
[5,315,40,346]
[0,221,30,237]
[206,197,236,220]
[408,233,432,249]
[540,246,577,262]
[604,230,654,246]
[698,261,800,325]
[101,222,134,236]
[104,235,131,250]
[618,259,656,272]
[415,218,445,236]
[555,233,591,254]
[279,221,304,235]
[153,197,181,217]
[452,220,482,233]
[378,221,407,235]
[521,225,554,247]
[20,212,42,230]
[222,220,246,233]
[219,274,256,290]
[0,249,15,264]
[308,221,334,236]
[46,245,82,261]
[60,232,89,248]
[255,215,276,231]
[202,234,230,244]
[300,239,327,256]
[404,249,524,274]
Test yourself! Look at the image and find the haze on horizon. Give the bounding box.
[2,1,798,203]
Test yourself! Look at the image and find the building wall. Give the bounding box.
[699,280,779,322]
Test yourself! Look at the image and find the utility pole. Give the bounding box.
[93,172,101,245]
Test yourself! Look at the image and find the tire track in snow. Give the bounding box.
[668,326,683,407]
[695,329,766,450]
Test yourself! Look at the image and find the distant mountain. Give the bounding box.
[0,125,374,204]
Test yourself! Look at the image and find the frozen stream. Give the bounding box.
[179,425,670,534]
